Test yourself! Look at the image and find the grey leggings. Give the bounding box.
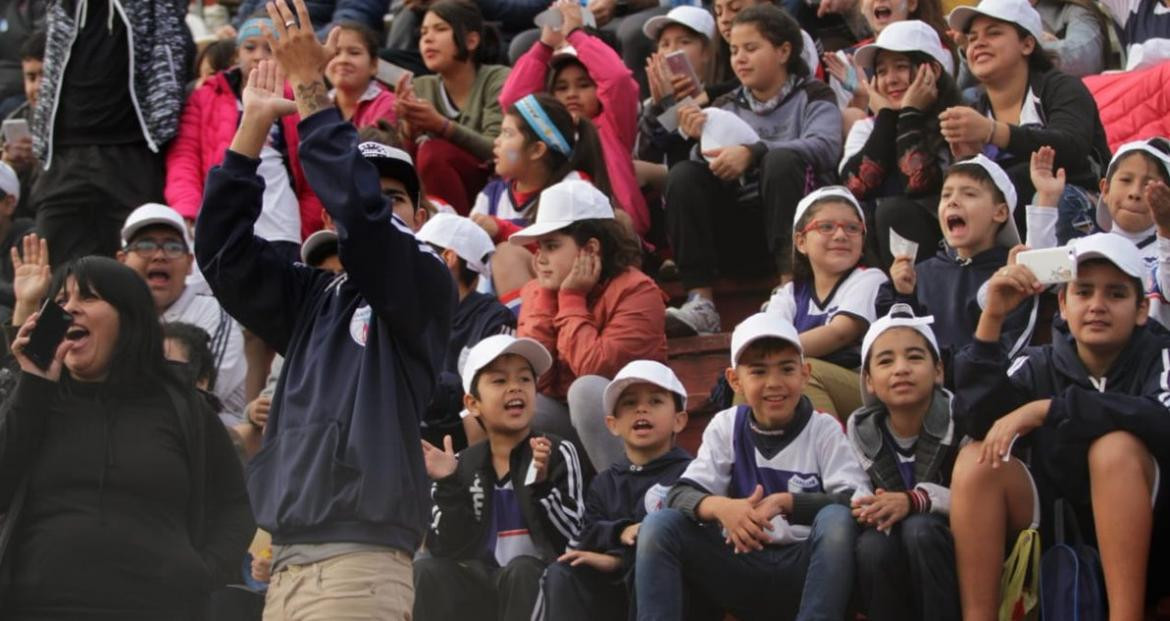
[532,375,626,472]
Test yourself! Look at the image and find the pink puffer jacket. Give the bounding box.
[1084,60,1170,151]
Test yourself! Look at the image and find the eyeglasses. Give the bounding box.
[127,238,187,259]
[801,220,865,237]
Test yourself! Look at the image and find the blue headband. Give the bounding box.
[237,17,274,44]
[514,94,572,157]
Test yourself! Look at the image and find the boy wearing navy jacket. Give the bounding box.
[194,10,455,618]
[416,213,516,450]
[541,360,693,621]
[878,155,1038,384]
[951,234,1170,620]
[636,313,869,621]
[415,335,585,621]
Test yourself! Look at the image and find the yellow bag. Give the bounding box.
[1000,528,1042,621]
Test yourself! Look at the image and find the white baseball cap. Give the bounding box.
[792,186,865,233]
[300,229,338,265]
[0,161,19,204]
[1071,233,1146,280]
[859,304,940,405]
[461,334,553,395]
[416,213,495,274]
[949,154,1020,247]
[730,312,803,368]
[508,178,613,245]
[853,20,954,76]
[603,360,688,417]
[122,203,193,250]
[359,141,421,207]
[1096,139,1170,231]
[948,0,1044,44]
[643,6,717,42]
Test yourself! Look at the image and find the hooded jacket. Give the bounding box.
[953,326,1170,504]
[577,446,691,572]
[33,0,193,167]
[195,109,455,554]
[847,387,959,515]
[428,432,585,563]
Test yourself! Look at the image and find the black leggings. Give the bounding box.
[872,195,943,267]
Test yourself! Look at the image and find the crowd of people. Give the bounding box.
[0,0,1168,618]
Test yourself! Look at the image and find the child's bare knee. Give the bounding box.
[1088,431,1153,479]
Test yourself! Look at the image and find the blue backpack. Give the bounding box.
[1040,499,1105,621]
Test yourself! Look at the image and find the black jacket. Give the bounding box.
[0,369,253,617]
[954,326,1170,504]
[428,433,584,563]
[577,447,691,573]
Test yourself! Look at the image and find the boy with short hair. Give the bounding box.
[416,212,516,450]
[951,233,1170,620]
[635,313,869,621]
[415,335,585,621]
[541,360,693,621]
[879,154,1038,378]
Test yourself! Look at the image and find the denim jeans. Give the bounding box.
[635,505,857,621]
[854,513,960,621]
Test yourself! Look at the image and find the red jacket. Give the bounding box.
[518,267,667,400]
[165,69,324,239]
[500,31,649,237]
[1084,60,1170,152]
[346,81,398,129]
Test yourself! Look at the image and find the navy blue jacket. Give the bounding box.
[233,0,389,39]
[425,291,515,431]
[954,327,1170,504]
[577,447,692,572]
[195,109,455,553]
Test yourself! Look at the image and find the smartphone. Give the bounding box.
[2,118,29,144]
[665,50,702,89]
[24,299,72,371]
[1016,246,1077,285]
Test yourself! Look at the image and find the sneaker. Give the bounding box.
[665,295,721,337]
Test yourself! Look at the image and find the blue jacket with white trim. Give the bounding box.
[194,108,455,554]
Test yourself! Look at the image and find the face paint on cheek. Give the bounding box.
[504,149,521,163]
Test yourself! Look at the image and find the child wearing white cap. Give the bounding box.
[847,304,961,621]
[838,20,963,266]
[879,155,1038,379]
[512,178,667,472]
[540,360,693,621]
[940,0,1110,236]
[415,213,516,450]
[1028,139,1170,327]
[664,4,842,335]
[415,334,585,621]
[767,186,889,421]
[635,312,869,620]
[951,232,1170,620]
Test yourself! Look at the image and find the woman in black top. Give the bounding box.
[0,256,253,620]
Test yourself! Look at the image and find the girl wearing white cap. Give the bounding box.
[939,0,1110,241]
[848,305,960,621]
[951,233,1170,620]
[839,20,963,266]
[501,0,650,240]
[767,186,889,421]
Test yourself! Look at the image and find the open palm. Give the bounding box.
[243,60,297,121]
[11,233,50,307]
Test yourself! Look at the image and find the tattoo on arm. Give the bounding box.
[294,80,333,119]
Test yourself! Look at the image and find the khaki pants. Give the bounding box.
[263,549,413,621]
[803,358,863,423]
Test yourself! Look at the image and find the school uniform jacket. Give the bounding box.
[577,446,692,571]
[428,433,585,562]
[953,327,1170,504]
[195,108,455,555]
[847,387,960,515]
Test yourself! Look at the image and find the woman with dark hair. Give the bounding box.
[326,21,396,128]
[840,20,963,265]
[0,256,253,620]
[940,0,1110,244]
[395,0,509,215]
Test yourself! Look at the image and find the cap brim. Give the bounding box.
[602,376,687,418]
[369,158,421,204]
[508,220,572,246]
[301,230,339,264]
[1075,249,1144,279]
[732,333,803,367]
[123,217,193,249]
[643,15,669,40]
[996,215,1021,248]
[946,6,981,32]
[853,44,880,72]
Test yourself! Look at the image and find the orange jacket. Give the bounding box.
[518,268,667,400]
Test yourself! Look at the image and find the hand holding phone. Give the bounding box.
[15,299,73,377]
[2,119,30,144]
[1016,246,1076,285]
[665,50,702,95]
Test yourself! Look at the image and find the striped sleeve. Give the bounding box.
[536,440,585,549]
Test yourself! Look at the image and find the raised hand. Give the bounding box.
[421,434,458,480]
[264,0,339,83]
[890,255,917,295]
[10,311,74,382]
[560,250,601,293]
[242,59,297,123]
[559,0,585,36]
[1029,146,1065,208]
[901,63,938,112]
[11,233,51,326]
[1145,180,1170,237]
[530,436,552,484]
[983,245,1043,320]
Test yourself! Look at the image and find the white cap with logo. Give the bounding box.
[122,203,193,250]
[603,360,688,417]
[509,178,613,245]
[461,334,553,394]
[416,213,496,274]
[730,312,803,368]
